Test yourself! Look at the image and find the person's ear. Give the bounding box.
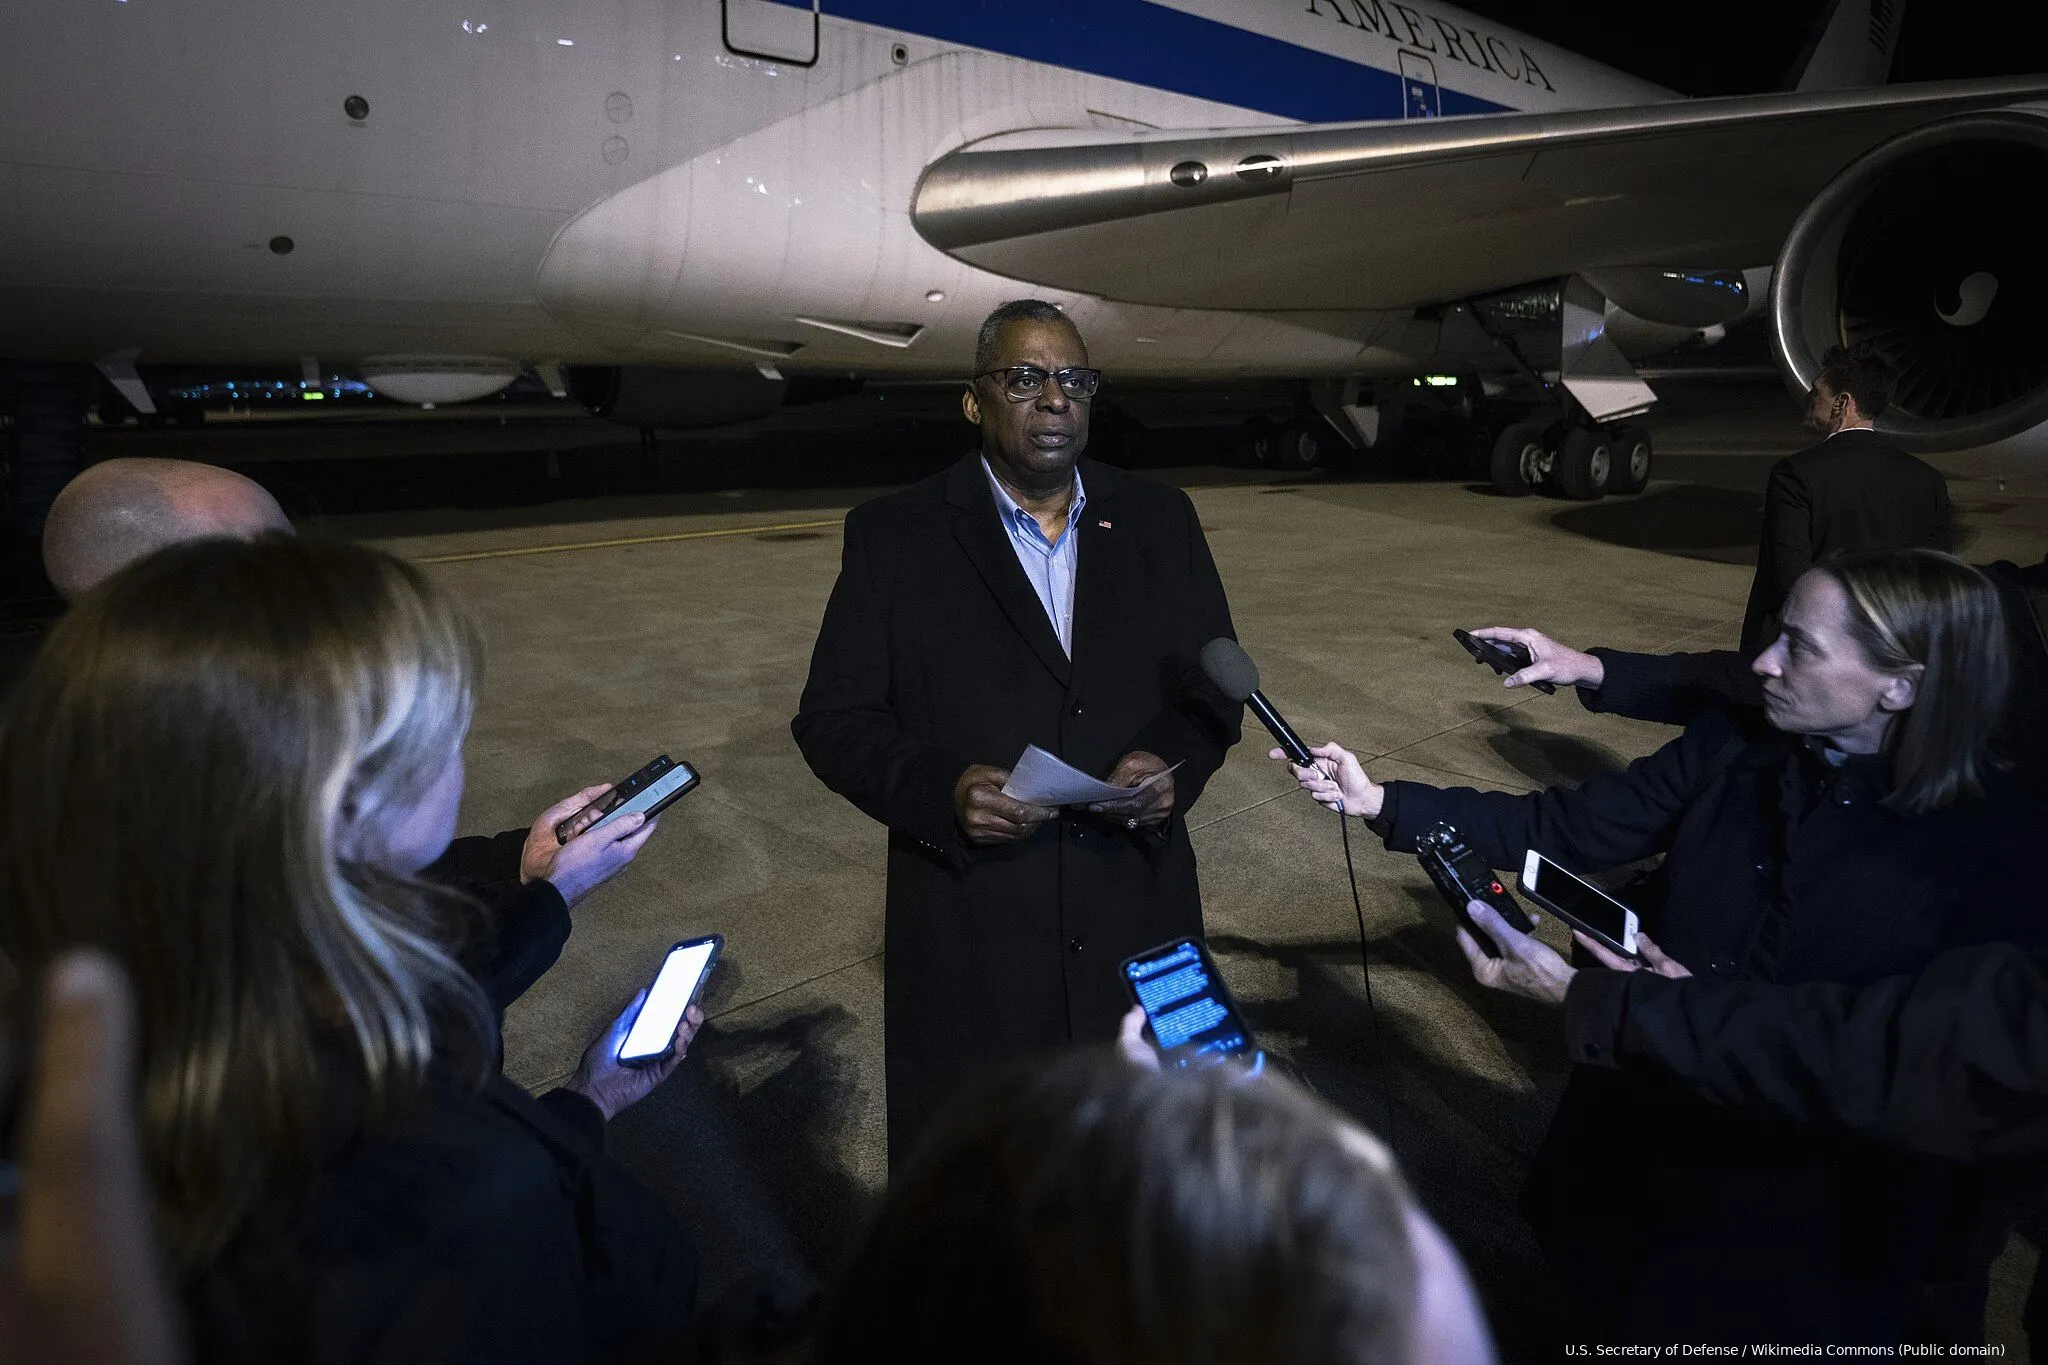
[962,384,983,427]
[1878,664,1922,714]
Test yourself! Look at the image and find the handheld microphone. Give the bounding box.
[1199,638,1316,769]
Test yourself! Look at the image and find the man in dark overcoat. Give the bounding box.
[1739,343,1951,652]
[792,299,1241,1159]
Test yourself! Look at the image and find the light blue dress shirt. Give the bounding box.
[983,459,1087,656]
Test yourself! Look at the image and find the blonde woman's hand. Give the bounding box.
[563,990,705,1122]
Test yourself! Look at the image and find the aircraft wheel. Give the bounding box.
[1555,427,1611,500]
[1231,416,1274,468]
[1489,421,1545,497]
[1607,424,1652,494]
[1261,418,1327,472]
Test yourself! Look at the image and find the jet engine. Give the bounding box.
[1772,109,2048,452]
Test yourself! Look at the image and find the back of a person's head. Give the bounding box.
[40,457,291,601]
[1820,548,2009,814]
[0,534,492,1275]
[818,1050,1457,1365]
[1815,342,1898,420]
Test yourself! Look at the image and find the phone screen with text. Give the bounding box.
[1123,940,1253,1067]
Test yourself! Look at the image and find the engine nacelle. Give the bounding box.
[1772,109,2048,453]
[567,366,788,430]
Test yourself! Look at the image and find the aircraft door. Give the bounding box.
[723,0,819,65]
[1399,50,1440,118]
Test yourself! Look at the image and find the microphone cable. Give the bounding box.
[1333,791,1395,1130]
[1310,773,1392,1137]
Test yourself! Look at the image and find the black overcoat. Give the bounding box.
[792,454,1241,1157]
[1374,707,2048,1344]
[1740,428,1952,651]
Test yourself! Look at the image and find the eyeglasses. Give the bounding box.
[973,366,1102,402]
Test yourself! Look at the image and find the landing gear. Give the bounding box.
[1554,427,1612,501]
[1607,424,1653,495]
[1268,417,1332,471]
[1489,421,1546,497]
[1483,417,1651,500]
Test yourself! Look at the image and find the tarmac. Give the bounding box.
[27,379,2048,1358]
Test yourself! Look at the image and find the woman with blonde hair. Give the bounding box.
[0,534,702,1363]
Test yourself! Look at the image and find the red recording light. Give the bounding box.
[1490,881,1504,895]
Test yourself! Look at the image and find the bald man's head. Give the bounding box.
[42,459,292,601]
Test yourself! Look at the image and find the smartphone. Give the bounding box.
[1452,629,1556,695]
[1121,938,1261,1070]
[556,754,701,843]
[618,934,723,1066]
[1519,850,1639,959]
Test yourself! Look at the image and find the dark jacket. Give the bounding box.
[1372,706,2046,1343]
[1741,428,1951,652]
[189,1052,698,1364]
[1564,942,2048,1167]
[792,455,1241,1158]
[427,828,572,1018]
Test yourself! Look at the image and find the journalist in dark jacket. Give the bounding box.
[0,537,704,1365]
[1281,551,2041,1345]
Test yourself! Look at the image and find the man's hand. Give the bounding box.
[562,989,707,1122]
[1273,741,1382,820]
[1456,900,1577,1006]
[1088,751,1174,829]
[954,765,1056,845]
[1470,626,1605,692]
[0,952,185,1365]
[521,785,660,907]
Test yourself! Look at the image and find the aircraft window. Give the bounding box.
[343,95,369,121]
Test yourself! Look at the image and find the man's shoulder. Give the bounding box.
[842,460,964,540]
[1081,461,1192,519]
[1793,430,1936,476]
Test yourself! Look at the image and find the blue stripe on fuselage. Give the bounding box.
[794,0,1511,121]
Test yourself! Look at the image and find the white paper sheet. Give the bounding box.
[1001,744,1179,806]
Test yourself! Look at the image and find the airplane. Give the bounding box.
[3,0,2045,527]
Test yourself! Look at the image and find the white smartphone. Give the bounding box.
[1519,850,1640,959]
[617,934,722,1066]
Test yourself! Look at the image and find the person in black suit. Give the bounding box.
[1741,343,1951,652]
[792,299,1242,1161]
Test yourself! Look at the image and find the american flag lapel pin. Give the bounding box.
[1097,519,1112,528]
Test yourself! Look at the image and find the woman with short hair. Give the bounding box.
[1280,549,2045,1346]
[0,535,702,1363]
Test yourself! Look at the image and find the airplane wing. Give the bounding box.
[912,77,2048,311]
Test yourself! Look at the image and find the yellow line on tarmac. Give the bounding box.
[412,517,846,565]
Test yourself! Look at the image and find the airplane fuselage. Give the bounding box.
[0,0,1673,382]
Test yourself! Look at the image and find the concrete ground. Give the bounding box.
[15,380,2048,1358]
